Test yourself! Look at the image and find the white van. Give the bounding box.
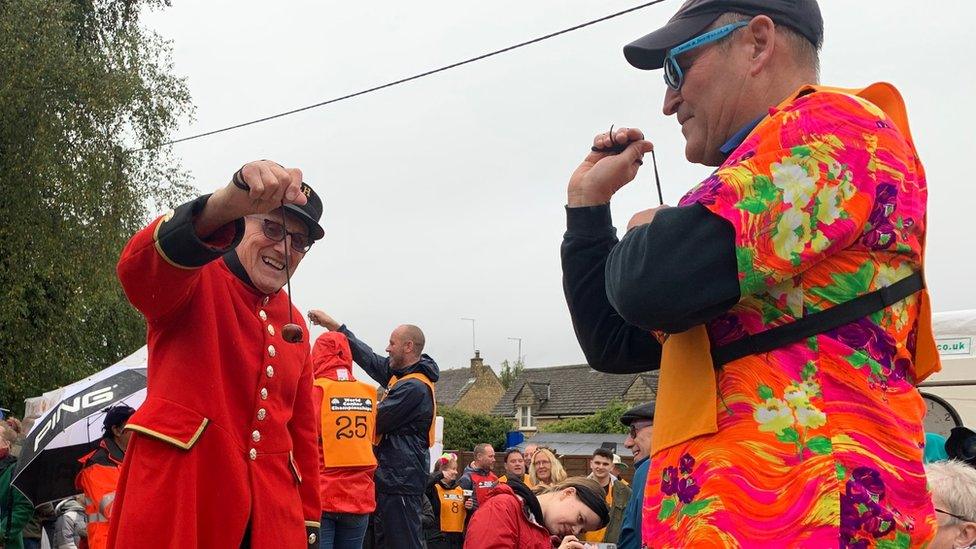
[920,309,976,436]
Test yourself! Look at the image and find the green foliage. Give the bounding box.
[441,406,510,452]
[498,359,524,390]
[0,0,193,415]
[541,399,629,434]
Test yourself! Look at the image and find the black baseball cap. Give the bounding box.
[284,182,325,241]
[620,402,655,426]
[624,0,823,70]
[102,405,136,431]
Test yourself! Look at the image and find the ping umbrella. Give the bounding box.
[12,346,147,505]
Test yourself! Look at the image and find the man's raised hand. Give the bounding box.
[308,309,340,331]
[568,126,653,207]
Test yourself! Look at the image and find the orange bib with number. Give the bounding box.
[373,372,436,447]
[435,484,466,533]
[314,378,377,468]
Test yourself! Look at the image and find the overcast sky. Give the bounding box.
[141,1,976,381]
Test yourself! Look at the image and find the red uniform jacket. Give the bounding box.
[75,439,124,549]
[310,332,377,515]
[110,195,321,548]
[463,483,554,549]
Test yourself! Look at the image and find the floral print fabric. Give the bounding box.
[643,89,935,548]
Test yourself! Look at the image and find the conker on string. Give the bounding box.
[282,323,303,343]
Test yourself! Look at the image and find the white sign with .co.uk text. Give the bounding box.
[936,337,973,357]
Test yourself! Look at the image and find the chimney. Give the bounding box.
[470,350,484,376]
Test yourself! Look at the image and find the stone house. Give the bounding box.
[435,350,505,415]
[491,364,658,432]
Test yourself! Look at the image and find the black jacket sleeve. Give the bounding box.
[561,205,662,373]
[338,325,392,387]
[605,203,740,333]
[426,473,444,518]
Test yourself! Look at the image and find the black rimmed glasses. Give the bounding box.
[628,420,653,439]
[258,218,312,253]
[936,508,976,523]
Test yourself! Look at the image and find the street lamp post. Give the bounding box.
[460,317,476,355]
[508,337,522,365]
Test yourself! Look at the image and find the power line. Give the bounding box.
[136,0,668,151]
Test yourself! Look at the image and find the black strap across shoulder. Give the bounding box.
[711,271,924,368]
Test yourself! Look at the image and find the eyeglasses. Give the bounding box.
[664,21,749,91]
[628,421,653,438]
[936,508,976,523]
[258,218,312,253]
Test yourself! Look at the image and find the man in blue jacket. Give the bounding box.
[617,402,654,549]
[309,311,439,549]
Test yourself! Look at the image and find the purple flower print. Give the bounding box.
[830,318,898,374]
[679,453,696,475]
[676,476,700,504]
[708,314,746,347]
[863,510,896,538]
[849,467,886,500]
[680,176,722,207]
[885,358,910,384]
[661,466,679,496]
[862,183,899,250]
[832,319,874,349]
[840,466,900,547]
[906,326,918,356]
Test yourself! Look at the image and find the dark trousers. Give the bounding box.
[374,492,424,549]
[320,512,370,549]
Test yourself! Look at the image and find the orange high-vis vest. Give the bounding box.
[374,372,436,447]
[435,484,467,533]
[582,481,615,542]
[314,378,378,468]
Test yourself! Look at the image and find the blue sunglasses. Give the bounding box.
[664,21,749,91]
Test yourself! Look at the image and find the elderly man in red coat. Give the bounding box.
[110,160,323,548]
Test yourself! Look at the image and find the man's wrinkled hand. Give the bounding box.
[217,160,307,218]
[568,126,654,207]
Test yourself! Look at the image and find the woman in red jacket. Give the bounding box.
[311,332,377,549]
[464,477,609,549]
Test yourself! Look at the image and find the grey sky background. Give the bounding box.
[142,1,975,380]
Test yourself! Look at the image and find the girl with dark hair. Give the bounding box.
[463,476,609,549]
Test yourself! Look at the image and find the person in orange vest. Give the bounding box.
[424,453,464,549]
[581,448,631,544]
[497,448,532,488]
[308,311,439,549]
[75,405,134,549]
[310,331,377,549]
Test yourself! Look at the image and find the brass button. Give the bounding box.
[266,365,275,378]
[252,430,261,443]
[260,388,269,400]
[267,345,276,358]
[249,448,257,460]
[308,533,317,545]
[267,325,275,336]
[257,408,267,421]
[259,310,268,321]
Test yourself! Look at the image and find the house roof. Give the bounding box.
[518,432,629,457]
[435,367,477,407]
[492,364,656,417]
